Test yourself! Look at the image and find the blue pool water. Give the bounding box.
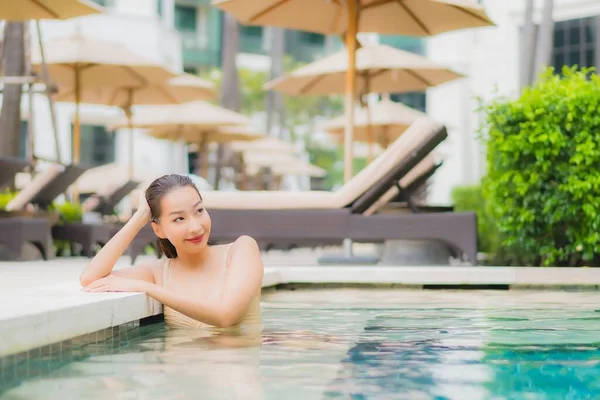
[2,289,600,399]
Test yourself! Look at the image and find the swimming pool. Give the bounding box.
[2,288,600,399]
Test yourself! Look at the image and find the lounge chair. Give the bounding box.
[81,180,140,216]
[0,157,30,189]
[52,180,142,258]
[200,118,477,264]
[0,164,87,260]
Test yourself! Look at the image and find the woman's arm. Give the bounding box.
[85,235,264,328]
[79,204,152,287]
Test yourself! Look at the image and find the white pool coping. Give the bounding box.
[3,258,600,357]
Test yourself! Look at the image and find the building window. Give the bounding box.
[552,17,596,72]
[240,26,263,38]
[389,92,427,113]
[175,5,197,32]
[240,25,264,54]
[379,35,425,55]
[73,124,115,167]
[299,32,324,46]
[90,0,113,6]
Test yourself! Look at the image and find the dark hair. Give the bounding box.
[145,174,202,258]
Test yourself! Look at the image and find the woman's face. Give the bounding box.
[152,186,211,253]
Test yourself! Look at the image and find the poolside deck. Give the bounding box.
[3,251,600,358]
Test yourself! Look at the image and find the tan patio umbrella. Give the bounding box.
[321,96,427,160]
[265,43,461,162]
[0,0,103,20]
[213,0,495,181]
[48,68,217,178]
[265,44,464,96]
[76,162,163,194]
[31,32,195,177]
[242,152,326,190]
[230,136,295,155]
[0,0,105,164]
[244,153,326,177]
[110,101,254,176]
[76,162,214,194]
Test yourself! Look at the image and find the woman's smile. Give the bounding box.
[186,234,204,244]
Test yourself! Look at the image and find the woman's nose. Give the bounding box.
[187,217,203,233]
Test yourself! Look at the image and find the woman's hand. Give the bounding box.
[82,275,150,293]
[133,190,151,222]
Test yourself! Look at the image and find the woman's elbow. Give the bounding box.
[214,313,240,329]
[79,273,92,288]
[79,269,102,287]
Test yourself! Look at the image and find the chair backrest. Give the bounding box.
[362,157,442,216]
[6,164,88,210]
[94,180,140,215]
[350,122,447,214]
[0,157,29,188]
[335,117,445,208]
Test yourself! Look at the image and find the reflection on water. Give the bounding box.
[3,289,600,399]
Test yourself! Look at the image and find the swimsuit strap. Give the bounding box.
[162,257,171,285]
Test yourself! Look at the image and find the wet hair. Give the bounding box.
[145,174,203,258]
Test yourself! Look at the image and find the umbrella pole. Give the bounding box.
[36,21,62,164]
[366,102,373,163]
[343,0,359,183]
[341,0,359,260]
[125,89,135,180]
[363,76,373,163]
[71,67,81,202]
[73,68,81,164]
[24,22,35,165]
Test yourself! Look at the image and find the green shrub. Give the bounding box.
[0,190,17,210]
[52,202,83,223]
[451,185,497,255]
[480,66,600,266]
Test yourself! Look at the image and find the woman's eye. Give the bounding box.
[173,217,183,222]
[196,208,204,214]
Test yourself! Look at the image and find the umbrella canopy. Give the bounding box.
[52,72,217,107]
[230,137,296,154]
[77,163,214,194]
[76,162,162,194]
[110,101,252,143]
[148,125,264,144]
[0,0,103,20]
[321,98,426,146]
[31,32,178,106]
[243,152,327,178]
[265,44,464,96]
[212,0,494,36]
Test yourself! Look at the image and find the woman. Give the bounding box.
[80,174,264,330]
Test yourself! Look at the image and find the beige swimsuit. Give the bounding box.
[161,245,261,329]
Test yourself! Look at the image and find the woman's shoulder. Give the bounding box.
[228,235,260,254]
[227,236,261,261]
[232,235,259,248]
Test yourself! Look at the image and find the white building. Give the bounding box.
[426,0,599,204]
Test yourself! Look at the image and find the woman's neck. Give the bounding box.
[175,245,214,269]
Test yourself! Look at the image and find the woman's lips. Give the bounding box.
[186,234,204,244]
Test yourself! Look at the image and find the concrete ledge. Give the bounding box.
[3,265,600,357]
